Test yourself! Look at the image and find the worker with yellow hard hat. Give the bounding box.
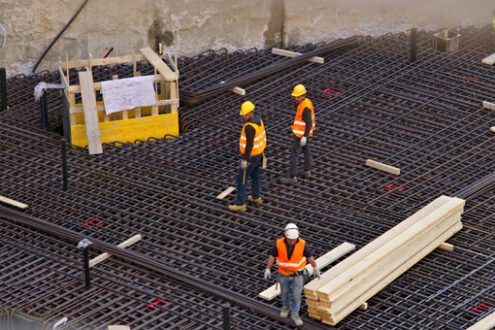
[229,101,267,212]
[280,84,315,184]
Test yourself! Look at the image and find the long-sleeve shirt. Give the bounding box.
[243,124,255,160]
[302,107,312,137]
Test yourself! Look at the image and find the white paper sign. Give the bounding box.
[101,75,156,115]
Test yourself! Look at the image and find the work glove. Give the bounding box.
[264,268,271,280]
[313,267,321,280]
[240,159,248,170]
[300,136,307,147]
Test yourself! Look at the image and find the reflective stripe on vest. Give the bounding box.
[239,119,267,156]
[291,98,315,138]
[276,237,307,276]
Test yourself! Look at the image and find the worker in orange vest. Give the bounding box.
[280,84,315,184]
[264,223,320,326]
[229,101,267,212]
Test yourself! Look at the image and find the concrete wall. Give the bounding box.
[0,0,493,76]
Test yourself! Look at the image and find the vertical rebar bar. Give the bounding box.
[61,138,68,191]
[0,68,7,112]
[222,303,231,330]
[410,28,417,63]
[40,91,48,130]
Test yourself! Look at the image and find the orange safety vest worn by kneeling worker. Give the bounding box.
[291,98,315,138]
[239,119,267,156]
[276,237,307,276]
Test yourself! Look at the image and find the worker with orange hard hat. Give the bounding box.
[228,101,267,212]
[280,84,315,184]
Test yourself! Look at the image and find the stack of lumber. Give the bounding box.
[303,195,465,325]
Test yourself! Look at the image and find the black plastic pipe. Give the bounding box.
[222,303,231,330]
[40,91,48,130]
[410,28,417,63]
[30,0,89,75]
[0,67,7,111]
[61,138,68,191]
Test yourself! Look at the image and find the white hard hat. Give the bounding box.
[284,223,299,240]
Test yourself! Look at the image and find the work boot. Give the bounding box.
[291,314,303,326]
[279,176,297,185]
[228,204,246,212]
[297,170,312,178]
[280,306,290,318]
[247,195,262,205]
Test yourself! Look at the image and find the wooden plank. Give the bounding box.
[169,81,178,114]
[366,159,400,175]
[70,99,179,114]
[491,126,495,133]
[359,302,368,310]
[325,221,463,325]
[259,242,355,301]
[466,309,495,330]
[0,195,28,209]
[272,48,325,64]
[89,234,142,268]
[216,186,236,200]
[304,196,458,298]
[481,53,495,65]
[107,326,131,330]
[324,213,462,310]
[230,87,246,95]
[68,74,164,93]
[318,197,465,299]
[438,242,454,251]
[78,71,103,155]
[140,47,178,81]
[60,53,167,70]
[482,101,495,111]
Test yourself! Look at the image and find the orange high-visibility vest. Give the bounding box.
[276,237,307,276]
[291,98,315,138]
[239,119,267,156]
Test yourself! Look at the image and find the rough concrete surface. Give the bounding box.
[0,0,493,76]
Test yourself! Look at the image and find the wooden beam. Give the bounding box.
[259,242,355,301]
[107,326,131,330]
[359,302,368,310]
[482,101,495,111]
[140,47,178,81]
[78,71,103,155]
[366,159,400,175]
[466,309,495,330]
[68,74,164,93]
[216,186,236,200]
[0,195,28,209]
[438,242,454,251]
[490,126,495,133]
[230,87,246,95]
[481,53,495,65]
[90,234,142,268]
[60,53,167,70]
[272,48,324,64]
[69,99,179,114]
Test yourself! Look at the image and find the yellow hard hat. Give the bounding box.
[240,101,255,115]
[291,84,306,97]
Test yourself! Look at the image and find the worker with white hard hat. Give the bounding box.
[228,101,267,212]
[264,223,320,327]
[280,84,316,185]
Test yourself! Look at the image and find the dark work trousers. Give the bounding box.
[290,136,312,177]
[236,154,262,205]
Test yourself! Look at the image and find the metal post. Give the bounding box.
[77,239,92,290]
[410,28,417,63]
[40,90,48,130]
[0,67,7,112]
[61,138,68,191]
[222,303,231,330]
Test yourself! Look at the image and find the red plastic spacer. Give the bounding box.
[82,218,104,228]
[472,307,484,313]
[147,299,170,310]
[478,303,491,309]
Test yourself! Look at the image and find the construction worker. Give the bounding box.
[264,223,320,327]
[228,101,267,212]
[280,84,315,184]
